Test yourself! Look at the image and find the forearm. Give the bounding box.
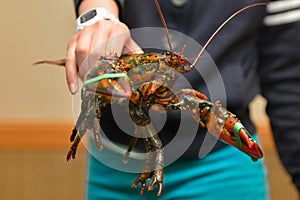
[76,0,119,18]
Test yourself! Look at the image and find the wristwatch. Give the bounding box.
[76,7,119,32]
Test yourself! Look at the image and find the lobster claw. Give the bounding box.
[223,120,263,161]
[206,103,263,161]
[85,73,132,98]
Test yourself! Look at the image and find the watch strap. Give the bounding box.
[76,7,119,32]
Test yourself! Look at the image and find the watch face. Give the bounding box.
[80,9,97,23]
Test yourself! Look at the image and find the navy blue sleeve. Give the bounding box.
[258,3,300,191]
[73,0,121,17]
[74,0,82,17]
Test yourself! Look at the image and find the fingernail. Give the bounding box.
[69,83,78,94]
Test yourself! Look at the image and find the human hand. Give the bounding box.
[65,20,143,94]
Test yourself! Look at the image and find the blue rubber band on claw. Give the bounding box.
[84,73,128,85]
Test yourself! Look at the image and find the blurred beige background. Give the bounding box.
[0,0,74,122]
[0,1,298,200]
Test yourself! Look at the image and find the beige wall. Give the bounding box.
[0,1,76,122]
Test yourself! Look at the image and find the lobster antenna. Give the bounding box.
[154,0,173,52]
[191,3,268,67]
[33,59,66,66]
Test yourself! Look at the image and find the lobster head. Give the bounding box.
[164,51,194,74]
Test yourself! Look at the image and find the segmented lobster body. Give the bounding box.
[64,51,263,196]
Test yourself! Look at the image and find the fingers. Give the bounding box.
[88,21,110,64]
[66,34,79,94]
[75,28,93,68]
[105,22,131,56]
[65,20,142,94]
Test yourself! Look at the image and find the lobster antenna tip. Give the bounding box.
[191,2,268,67]
[179,44,187,56]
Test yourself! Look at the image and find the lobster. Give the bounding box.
[35,1,266,196]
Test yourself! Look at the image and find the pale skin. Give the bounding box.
[66,0,142,94]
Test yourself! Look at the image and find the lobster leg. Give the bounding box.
[66,88,89,161]
[156,88,263,161]
[147,135,164,195]
[123,136,139,164]
[131,138,155,195]
[67,116,88,160]
[88,96,103,151]
[67,87,103,161]
[130,130,164,196]
[129,101,164,196]
[66,134,81,161]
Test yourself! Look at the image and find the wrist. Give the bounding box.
[76,7,119,32]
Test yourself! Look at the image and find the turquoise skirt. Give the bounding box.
[85,136,268,200]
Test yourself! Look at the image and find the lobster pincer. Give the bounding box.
[203,101,263,161]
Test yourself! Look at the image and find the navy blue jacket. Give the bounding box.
[74,0,300,190]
